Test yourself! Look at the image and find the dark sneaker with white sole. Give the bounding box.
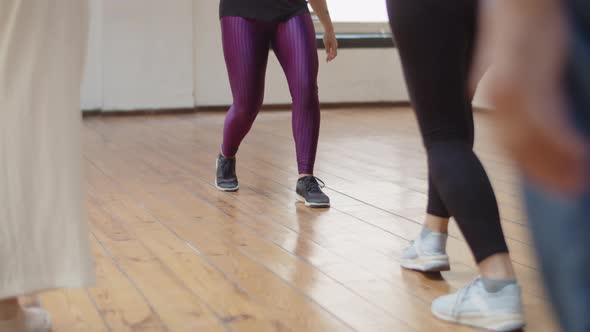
[216,154,239,192]
[296,176,330,208]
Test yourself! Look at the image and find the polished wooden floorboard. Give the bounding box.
[42,107,559,331]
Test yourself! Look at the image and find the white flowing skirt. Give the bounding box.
[0,0,94,299]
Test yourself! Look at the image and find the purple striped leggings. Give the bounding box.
[220,14,320,174]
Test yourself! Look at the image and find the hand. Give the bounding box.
[323,30,338,62]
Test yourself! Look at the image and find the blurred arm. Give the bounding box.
[486,0,589,193]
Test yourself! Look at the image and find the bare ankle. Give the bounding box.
[424,214,450,233]
[478,253,516,280]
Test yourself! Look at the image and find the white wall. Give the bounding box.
[81,0,491,111]
[192,0,229,106]
[80,0,103,110]
[82,0,194,111]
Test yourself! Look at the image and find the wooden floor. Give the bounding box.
[41,107,559,331]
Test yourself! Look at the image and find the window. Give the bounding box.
[327,0,389,23]
[312,0,390,34]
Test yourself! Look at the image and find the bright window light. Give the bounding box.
[325,0,388,23]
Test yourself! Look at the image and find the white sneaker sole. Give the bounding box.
[215,159,239,192]
[401,255,450,272]
[432,309,525,331]
[296,194,330,208]
[215,181,239,192]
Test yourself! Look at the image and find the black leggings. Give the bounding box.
[387,0,509,263]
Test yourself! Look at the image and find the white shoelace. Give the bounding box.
[451,278,480,319]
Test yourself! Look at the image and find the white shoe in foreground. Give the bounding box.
[400,230,450,272]
[431,278,525,331]
[0,307,51,332]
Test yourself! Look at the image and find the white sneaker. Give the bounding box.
[400,230,450,272]
[431,278,525,331]
[0,307,52,332]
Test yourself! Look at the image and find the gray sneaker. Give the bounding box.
[215,154,239,192]
[296,176,330,208]
[401,230,450,272]
[431,278,525,331]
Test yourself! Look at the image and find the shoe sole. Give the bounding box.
[215,181,239,192]
[432,309,525,331]
[215,159,239,192]
[401,255,450,272]
[296,194,330,208]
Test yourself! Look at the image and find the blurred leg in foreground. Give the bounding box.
[0,1,94,331]
[486,0,590,331]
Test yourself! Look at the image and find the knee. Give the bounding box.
[426,141,477,185]
[422,130,473,150]
[232,94,263,120]
[290,76,319,108]
[426,140,472,160]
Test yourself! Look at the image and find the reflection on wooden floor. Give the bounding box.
[42,107,559,331]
